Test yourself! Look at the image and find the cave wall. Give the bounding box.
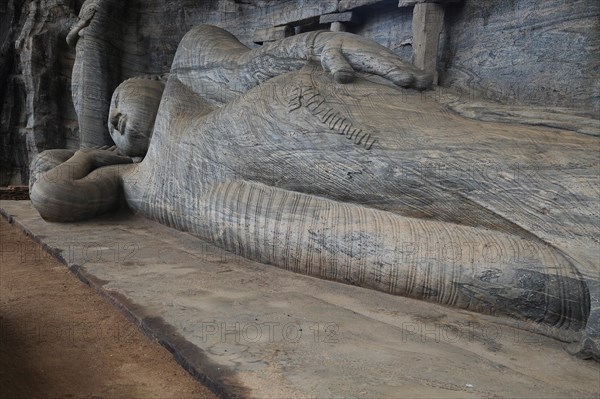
[1,0,598,185]
[441,0,600,112]
[1,0,81,186]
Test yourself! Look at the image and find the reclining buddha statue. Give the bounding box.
[29,24,599,360]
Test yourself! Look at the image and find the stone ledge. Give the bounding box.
[1,200,598,398]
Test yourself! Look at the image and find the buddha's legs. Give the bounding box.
[154,179,588,343]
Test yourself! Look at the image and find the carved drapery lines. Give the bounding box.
[242,54,305,88]
[288,84,377,150]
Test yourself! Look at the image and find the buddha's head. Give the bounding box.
[108,76,166,157]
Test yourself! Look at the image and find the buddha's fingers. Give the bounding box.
[321,46,356,84]
[349,50,431,90]
[339,35,432,90]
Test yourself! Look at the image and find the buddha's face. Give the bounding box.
[108,78,165,157]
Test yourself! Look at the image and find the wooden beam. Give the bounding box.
[320,12,357,32]
[412,2,444,84]
[319,11,357,24]
[337,0,385,13]
[337,0,460,13]
[399,0,461,7]
[253,26,293,44]
[267,1,338,27]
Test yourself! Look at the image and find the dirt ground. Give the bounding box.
[0,215,217,399]
[0,187,29,201]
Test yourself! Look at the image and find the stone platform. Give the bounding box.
[1,200,598,398]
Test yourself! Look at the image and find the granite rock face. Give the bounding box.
[1,0,80,185]
[0,0,24,185]
[441,0,600,113]
[2,0,598,184]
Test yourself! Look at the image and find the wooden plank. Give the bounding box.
[268,0,338,27]
[253,26,293,44]
[412,2,444,84]
[319,11,356,24]
[337,0,385,12]
[399,0,461,7]
[337,0,461,12]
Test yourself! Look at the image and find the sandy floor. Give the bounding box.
[0,216,216,399]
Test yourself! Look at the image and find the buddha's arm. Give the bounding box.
[29,149,77,191]
[30,148,133,222]
[171,25,431,105]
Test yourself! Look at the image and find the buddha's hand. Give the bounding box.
[311,31,432,90]
[78,146,133,169]
[66,0,98,47]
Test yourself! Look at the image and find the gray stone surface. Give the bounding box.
[68,0,128,149]
[412,2,444,84]
[0,0,79,186]
[252,26,293,44]
[398,0,461,6]
[440,0,600,112]
[1,200,599,398]
[28,18,598,358]
[2,0,598,184]
[320,11,357,24]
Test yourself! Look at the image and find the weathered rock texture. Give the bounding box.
[440,0,600,112]
[1,0,81,185]
[2,0,598,184]
[29,23,599,359]
[68,0,128,148]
